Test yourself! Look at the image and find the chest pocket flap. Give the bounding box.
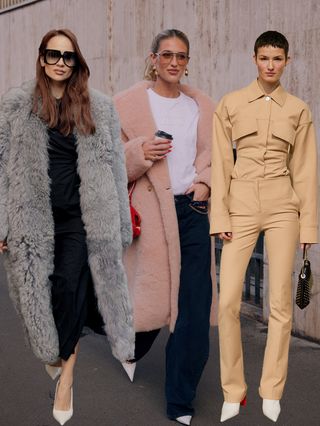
[272,121,296,145]
[232,118,258,141]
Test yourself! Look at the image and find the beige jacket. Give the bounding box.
[210,79,318,243]
[114,81,217,332]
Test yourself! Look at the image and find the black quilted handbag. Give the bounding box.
[296,247,313,309]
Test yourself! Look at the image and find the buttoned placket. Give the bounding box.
[263,95,273,178]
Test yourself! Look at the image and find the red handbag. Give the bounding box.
[128,181,141,239]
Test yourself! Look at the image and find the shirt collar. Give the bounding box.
[247,79,287,106]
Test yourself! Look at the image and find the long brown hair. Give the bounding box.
[144,29,190,81]
[33,28,95,136]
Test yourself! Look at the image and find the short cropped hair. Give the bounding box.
[254,31,289,58]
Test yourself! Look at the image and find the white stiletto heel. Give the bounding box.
[53,381,73,425]
[176,414,192,425]
[220,397,246,422]
[262,399,281,422]
[45,364,62,380]
[121,361,136,382]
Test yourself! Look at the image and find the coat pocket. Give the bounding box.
[232,118,258,141]
[272,121,296,146]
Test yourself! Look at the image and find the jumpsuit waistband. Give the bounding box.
[231,176,291,184]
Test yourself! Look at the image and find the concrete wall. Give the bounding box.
[0,0,110,93]
[0,0,319,340]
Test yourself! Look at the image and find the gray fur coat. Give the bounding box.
[0,81,134,363]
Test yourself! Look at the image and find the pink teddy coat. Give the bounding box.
[114,81,217,332]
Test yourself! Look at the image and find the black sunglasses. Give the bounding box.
[44,49,77,68]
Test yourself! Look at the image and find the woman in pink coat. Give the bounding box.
[114,29,215,425]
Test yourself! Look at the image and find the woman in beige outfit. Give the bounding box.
[210,31,318,423]
[114,29,216,425]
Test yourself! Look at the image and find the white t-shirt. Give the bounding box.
[147,88,199,195]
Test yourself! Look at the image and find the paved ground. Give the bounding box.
[1,258,319,426]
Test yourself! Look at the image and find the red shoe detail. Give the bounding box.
[240,397,247,407]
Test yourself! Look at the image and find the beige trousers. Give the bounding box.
[219,177,299,402]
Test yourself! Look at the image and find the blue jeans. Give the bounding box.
[166,194,212,419]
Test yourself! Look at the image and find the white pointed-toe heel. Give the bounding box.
[262,399,280,422]
[220,397,246,422]
[53,381,73,425]
[176,414,192,425]
[45,364,62,380]
[121,361,136,382]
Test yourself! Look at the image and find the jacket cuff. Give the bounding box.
[299,226,319,243]
[210,214,232,235]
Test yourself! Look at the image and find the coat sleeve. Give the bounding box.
[121,132,153,183]
[210,99,234,235]
[109,103,133,248]
[194,153,211,188]
[193,99,215,189]
[289,107,319,243]
[0,98,10,241]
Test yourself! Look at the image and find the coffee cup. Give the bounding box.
[155,130,173,141]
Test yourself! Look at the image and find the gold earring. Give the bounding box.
[153,65,158,77]
[185,68,189,76]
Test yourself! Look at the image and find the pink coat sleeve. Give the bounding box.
[121,130,153,182]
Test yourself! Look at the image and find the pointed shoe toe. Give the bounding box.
[53,382,73,425]
[121,361,136,382]
[176,415,192,425]
[220,396,246,422]
[220,402,240,422]
[262,399,281,422]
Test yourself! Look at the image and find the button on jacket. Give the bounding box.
[210,79,318,243]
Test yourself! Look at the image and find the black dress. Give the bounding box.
[48,127,104,361]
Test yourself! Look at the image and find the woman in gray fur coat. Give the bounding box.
[0,29,134,425]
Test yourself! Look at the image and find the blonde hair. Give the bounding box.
[144,29,190,81]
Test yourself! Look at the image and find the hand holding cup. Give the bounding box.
[142,130,173,162]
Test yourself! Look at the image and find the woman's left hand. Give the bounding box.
[185,183,210,201]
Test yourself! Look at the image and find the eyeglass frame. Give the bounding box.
[43,49,78,68]
[154,50,190,65]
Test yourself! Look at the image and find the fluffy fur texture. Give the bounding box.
[0,81,134,363]
[114,81,217,332]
